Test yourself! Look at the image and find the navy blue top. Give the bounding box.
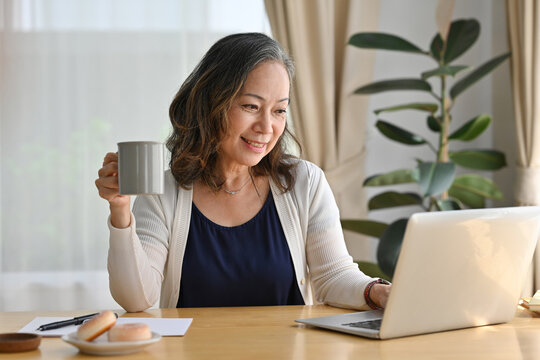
[177,192,304,307]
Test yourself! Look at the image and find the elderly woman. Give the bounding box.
[96,33,390,312]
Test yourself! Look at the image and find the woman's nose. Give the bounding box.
[255,111,273,133]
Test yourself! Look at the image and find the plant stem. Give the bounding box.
[438,75,450,200]
[437,75,449,163]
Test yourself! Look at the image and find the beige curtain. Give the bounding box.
[506,0,540,294]
[264,0,380,257]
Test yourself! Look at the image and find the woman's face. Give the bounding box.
[219,61,290,172]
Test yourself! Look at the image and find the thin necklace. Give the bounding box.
[223,176,251,195]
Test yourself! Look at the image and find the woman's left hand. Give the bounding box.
[370,283,392,309]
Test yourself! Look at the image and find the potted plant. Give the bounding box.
[342,18,510,278]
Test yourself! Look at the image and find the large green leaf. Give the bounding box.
[448,174,504,208]
[417,162,456,196]
[368,191,423,210]
[444,19,481,63]
[430,19,480,63]
[377,218,408,277]
[354,79,432,95]
[421,65,470,80]
[427,115,441,132]
[376,120,428,145]
[348,33,425,54]
[450,52,511,99]
[374,102,438,115]
[450,150,507,170]
[355,261,391,281]
[363,169,418,187]
[341,219,388,238]
[448,186,484,208]
[448,114,491,141]
[430,33,444,62]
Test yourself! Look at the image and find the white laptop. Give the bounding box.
[296,206,540,339]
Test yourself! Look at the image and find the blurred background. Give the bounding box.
[0,0,271,311]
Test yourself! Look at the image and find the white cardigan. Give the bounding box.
[108,160,374,312]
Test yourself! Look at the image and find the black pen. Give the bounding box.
[36,313,105,331]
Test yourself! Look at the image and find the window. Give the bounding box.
[0,0,271,311]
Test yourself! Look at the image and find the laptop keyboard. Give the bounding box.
[342,319,382,330]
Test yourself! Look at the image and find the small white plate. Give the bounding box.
[61,331,161,356]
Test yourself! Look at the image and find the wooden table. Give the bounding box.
[1,305,540,359]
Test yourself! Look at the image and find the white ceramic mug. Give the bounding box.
[117,141,164,195]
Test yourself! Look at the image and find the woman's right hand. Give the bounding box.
[95,152,131,228]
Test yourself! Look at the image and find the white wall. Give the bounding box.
[345,0,513,262]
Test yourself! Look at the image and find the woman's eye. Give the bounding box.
[275,109,287,115]
[242,104,258,111]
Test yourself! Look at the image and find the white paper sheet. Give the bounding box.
[19,316,193,337]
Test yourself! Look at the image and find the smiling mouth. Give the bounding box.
[241,137,266,148]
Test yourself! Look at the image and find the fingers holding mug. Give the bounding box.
[97,152,120,189]
[102,152,118,167]
[96,152,129,207]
